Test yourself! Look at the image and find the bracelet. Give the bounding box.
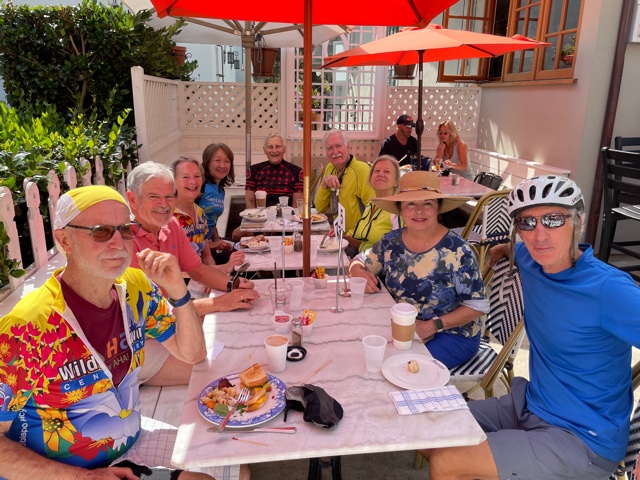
[168,291,191,308]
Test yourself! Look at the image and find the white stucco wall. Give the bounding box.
[474,1,616,231]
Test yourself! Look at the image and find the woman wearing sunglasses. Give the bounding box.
[433,120,473,180]
[425,175,640,480]
[348,171,489,368]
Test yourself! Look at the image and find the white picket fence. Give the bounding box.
[0,157,130,302]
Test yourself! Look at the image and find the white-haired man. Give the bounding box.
[0,185,213,479]
[315,130,375,232]
[421,175,640,480]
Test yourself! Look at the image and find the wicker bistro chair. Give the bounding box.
[414,258,526,470]
[448,257,526,398]
[455,189,512,268]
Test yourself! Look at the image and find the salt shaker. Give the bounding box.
[293,229,303,252]
[291,317,303,347]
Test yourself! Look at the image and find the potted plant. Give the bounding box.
[560,35,576,66]
[297,85,324,129]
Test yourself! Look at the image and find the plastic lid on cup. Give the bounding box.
[391,303,418,316]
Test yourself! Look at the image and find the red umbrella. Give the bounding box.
[150,0,457,27]
[322,25,550,167]
[149,0,460,275]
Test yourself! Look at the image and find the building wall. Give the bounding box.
[475,1,615,232]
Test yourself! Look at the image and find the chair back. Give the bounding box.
[615,136,640,154]
[483,258,524,346]
[601,147,640,210]
[474,172,504,190]
[461,190,512,242]
[610,398,640,480]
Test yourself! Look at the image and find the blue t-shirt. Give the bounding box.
[198,182,225,232]
[516,242,640,461]
[364,228,488,338]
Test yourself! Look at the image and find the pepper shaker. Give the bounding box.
[291,317,303,347]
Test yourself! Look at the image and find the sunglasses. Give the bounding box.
[66,223,139,242]
[515,214,572,231]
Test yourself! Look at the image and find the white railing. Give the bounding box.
[0,158,130,301]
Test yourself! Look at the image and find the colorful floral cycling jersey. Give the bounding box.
[364,228,487,337]
[174,205,211,257]
[0,267,176,468]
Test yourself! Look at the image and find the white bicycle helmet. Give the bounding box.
[507,175,583,218]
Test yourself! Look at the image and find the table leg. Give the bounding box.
[307,456,342,480]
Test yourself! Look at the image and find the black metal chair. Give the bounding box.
[598,147,640,281]
[615,136,640,154]
[473,171,504,190]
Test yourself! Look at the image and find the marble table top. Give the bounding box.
[239,235,349,272]
[439,175,495,198]
[240,217,330,233]
[171,278,486,469]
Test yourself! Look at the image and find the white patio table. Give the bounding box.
[439,175,495,198]
[171,278,486,471]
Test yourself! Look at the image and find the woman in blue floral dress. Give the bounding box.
[348,171,490,368]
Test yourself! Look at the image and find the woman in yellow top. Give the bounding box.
[342,155,401,258]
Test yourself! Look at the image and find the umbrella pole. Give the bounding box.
[301,0,312,277]
[243,24,253,168]
[415,50,425,171]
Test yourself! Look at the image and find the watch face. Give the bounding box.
[433,318,444,332]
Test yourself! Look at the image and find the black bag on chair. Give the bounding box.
[284,384,344,430]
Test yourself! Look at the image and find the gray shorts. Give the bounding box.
[139,339,171,384]
[469,377,618,480]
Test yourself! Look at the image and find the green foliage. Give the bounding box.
[0,0,196,123]
[0,222,27,288]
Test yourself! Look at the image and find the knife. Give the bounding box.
[208,426,297,434]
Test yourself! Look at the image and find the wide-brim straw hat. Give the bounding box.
[373,171,471,215]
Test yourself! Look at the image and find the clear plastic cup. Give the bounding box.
[349,277,367,308]
[279,196,289,207]
[266,208,277,223]
[268,283,293,314]
[362,335,387,372]
[288,279,305,309]
[268,235,282,255]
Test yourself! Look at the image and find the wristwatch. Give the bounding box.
[227,276,241,292]
[432,316,444,333]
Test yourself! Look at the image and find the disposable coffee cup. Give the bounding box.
[264,334,288,372]
[255,190,267,208]
[390,303,418,350]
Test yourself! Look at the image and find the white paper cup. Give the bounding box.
[267,236,282,254]
[264,334,288,373]
[349,277,367,308]
[278,196,289,207]
[255,190,267,208]
[288,279,305,309]
[362,335,387,372]
[390,303,418,350]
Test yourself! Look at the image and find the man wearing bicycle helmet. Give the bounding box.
[420,175,640,480]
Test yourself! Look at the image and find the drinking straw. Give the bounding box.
[274,262,278,289]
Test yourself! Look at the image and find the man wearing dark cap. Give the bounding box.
[379,114,418,166]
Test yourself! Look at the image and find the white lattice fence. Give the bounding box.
[385,86,481,146]
[180,82,279,131]
[145,78,180,144]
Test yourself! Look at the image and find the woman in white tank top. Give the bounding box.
[433,120,473,180]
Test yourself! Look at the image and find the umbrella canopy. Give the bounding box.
[150,0,456,27]
[123,0,350,168]
[322,25,550,166]
[147,0,459,275]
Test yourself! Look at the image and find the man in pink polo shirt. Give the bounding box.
[126,162,259,386]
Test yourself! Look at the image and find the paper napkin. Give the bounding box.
[389,385,468,415]
[207,341,224,360]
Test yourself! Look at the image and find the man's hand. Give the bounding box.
[487,243,510,268]
[237,278,255,289]
[228,251,245,267]
[322,174,341,191]
[213,289,260,311]
[349,263,381,293]
[136,249,186,300]
[210,238,232,250]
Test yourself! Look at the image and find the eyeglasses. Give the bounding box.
[399,186,439,194]
[515,214,573,231]
[66,223,139,242]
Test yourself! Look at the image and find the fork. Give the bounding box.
[215,387,250,433]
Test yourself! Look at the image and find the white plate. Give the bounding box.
[234,238,270,253]
[317,238,348,254]
[240,209,267,223]
[197,373,286,428]
[291,213,328,224]
[381,354,450,390]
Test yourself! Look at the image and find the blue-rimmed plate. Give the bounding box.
[197,373,287,427]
